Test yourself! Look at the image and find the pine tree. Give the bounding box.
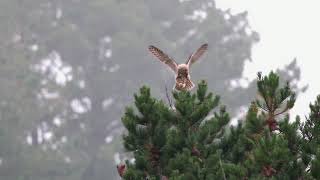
[121,80,234,179]
[300,95,320,179]
[119,72,319,179]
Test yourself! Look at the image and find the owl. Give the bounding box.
[148,43,208,91]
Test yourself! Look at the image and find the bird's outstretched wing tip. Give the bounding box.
[186,43,209,65]
[202,43,208,48]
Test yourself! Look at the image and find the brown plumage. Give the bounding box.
[148,43,208,91]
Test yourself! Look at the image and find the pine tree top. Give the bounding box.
[119,72,320,180]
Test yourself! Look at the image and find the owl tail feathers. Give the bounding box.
[186,79,195,90]
[174,79,195,91]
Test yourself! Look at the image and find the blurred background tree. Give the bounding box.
[0,0,301,179]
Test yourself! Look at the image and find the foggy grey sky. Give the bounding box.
[216,0,320,117]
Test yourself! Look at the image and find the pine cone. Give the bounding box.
[261,165,277,177]
[161,175,168,180]
[265,117,277,132]
[191,146,201,157]
[117,164,126,177]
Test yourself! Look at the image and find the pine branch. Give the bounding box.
[165,84,173,110]
[274,106,289,116]
[219,157,227,180]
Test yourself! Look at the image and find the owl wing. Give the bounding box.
[148,45,178,73]
[186,43,208,66]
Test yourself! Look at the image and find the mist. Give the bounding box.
[0,0,312,179]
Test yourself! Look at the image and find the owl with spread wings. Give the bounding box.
[148,43,208,91]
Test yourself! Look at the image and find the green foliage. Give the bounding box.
[311,149,320,179]
[122,80,228,179]
[256,71,296,116]
[300,96,320,179]
[120,72,320,179]
[301,95,320,149]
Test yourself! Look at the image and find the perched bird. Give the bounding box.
[148,43,208,91]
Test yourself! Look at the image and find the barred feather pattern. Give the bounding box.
[175,76,194,91]
[148,45,178,73]
[148,44,207,91]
